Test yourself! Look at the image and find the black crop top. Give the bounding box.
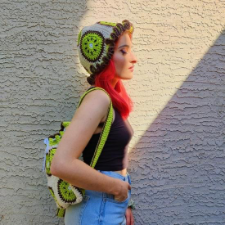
[83,107,133,171]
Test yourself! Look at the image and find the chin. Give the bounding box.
[127,73,133,79]
[117,71,134,79]
[117,74,133,80]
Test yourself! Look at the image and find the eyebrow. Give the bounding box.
[118,44,130,49]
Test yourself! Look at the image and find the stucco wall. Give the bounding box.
[1,0,225,224]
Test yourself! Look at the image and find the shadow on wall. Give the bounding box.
[129,30,225,224]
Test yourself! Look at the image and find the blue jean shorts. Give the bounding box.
[64,170,131,225]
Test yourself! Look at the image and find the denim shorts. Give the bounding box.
[64,170,131,225]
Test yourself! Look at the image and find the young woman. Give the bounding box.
[51,20,138,225]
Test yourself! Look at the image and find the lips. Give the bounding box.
[129,66,134,71]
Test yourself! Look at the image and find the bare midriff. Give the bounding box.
[114,168,127,176]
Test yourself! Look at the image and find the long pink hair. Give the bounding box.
[94,59,133,120]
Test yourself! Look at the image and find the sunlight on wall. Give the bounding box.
[129,26,225,151]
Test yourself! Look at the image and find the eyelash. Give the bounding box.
[120,49,127,55]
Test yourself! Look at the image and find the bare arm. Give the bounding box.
[50,90,130,198]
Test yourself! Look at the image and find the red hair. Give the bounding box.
[94,59,133,120]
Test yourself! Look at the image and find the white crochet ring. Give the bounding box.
[47,175,83,209]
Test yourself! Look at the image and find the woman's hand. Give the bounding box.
[125,207,134,225]
[113,179,131,202]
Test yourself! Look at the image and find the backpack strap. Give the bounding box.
[77,87,113,168]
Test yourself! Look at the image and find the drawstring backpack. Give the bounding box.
[43,87,113,218]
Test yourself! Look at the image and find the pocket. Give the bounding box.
[103,190,130,224]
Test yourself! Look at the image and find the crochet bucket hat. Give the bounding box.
[77,20,134,84]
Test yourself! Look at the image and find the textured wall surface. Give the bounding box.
[1,0,225,224]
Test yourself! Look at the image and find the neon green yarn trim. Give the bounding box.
[57,208,65,218]
[99,21,117,27]
[49,135,61,146]
[90,101,113,168]
[77,30,82,46]
[49,188,57,202]
[62,122,70,128]
[46,148,56,175]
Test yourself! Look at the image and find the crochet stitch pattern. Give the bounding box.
[97,21,117,27]
[77,20,134,84]
[57,180,77,203]
[48,187,56,201]
[80,31,104,62]
[45,148,56,176]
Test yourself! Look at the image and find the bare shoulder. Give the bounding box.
[71,89,111,124]
[82,89,111,107]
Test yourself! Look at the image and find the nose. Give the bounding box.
[130,51,138,64]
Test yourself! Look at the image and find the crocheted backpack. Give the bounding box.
[43,87,113,217]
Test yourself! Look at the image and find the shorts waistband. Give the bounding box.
[97,170,130,181]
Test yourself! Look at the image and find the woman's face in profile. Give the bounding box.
[112,32,137,80]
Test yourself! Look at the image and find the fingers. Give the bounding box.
[125,207,134,225]
[131,210,134,225]
[114,180,131,202]
[114,195,126,202]
[125,208,131,225]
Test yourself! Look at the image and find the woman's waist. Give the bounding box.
[97,169,130,181]
[114,168,127,177]
[84,159,128,172]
